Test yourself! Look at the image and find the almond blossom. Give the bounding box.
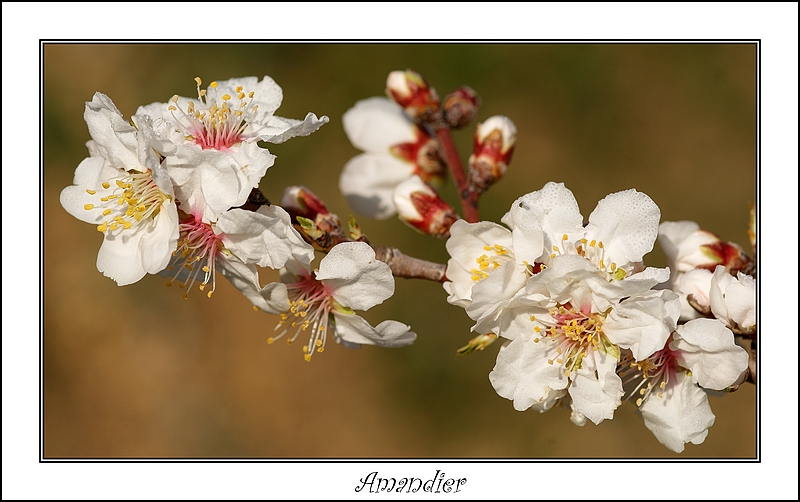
[260,242,416,361]
[137,76,328,222]
[620,318,749,452]
[162,205,314,303]
[458,182,679,424]
[60,93,179,286]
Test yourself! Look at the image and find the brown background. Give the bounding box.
[43,43,757,458]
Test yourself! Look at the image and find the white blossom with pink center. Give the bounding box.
[60,92,179,286]
[162,205,314,304]
[480,182,680,424]
[261,242,416,361]
[136,76,328,223]
[618,318,749,452]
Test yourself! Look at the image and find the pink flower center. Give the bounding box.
[618,339,679,406]
[165,213,223,299]
[168,77,260,151]
[268,272,334,362]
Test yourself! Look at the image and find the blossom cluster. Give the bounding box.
[442,182,754,452]
[60,76,416,361]
[61,70,756,454]
[335,69,756,453]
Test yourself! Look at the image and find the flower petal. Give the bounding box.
[217,256,289,314]
[568,348,623,425]
[671,318,749,390]
[639,372,715,453]
[317,242,394,311]
[165,142,275,223]
[444,220,515,307]
[501,181,582,264]
[343,97,417,152]
[585,188,660,268]
[216,206,314,270]
[604,290,680,361]
[256,112,329,144]
[339,152,415,219]
[489,337,568,412]
[332,313,416,348]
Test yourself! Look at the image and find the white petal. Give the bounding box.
[585,188,660,268]
[709,266,756,331]
[639,372,715,453]
[444,220,514,307]
[658,221,721,274]
[95,229,147,286]
[217,256,288,314]
[343,97,417,152]
[501,182,582,264]
[165,142,275,223]
[60,175,111,224]
[332,313,416,348]
[256,112,329,144]
[671,318,749,390]
[725,273,756,330]
[568,348,623,425]
[138,199,179,274]
[339,152,415,219]
[489,337,568,412]
[465,261,528,323]
[226,75,283,117]
[84,93,140,170]
[216,206,313,270]
[676,268,713,310]
[317,242,394,311]
[604,290,680,361]
[71,154,119,189]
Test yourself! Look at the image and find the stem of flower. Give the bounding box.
[435,128,479,223]
[373,246,447,282]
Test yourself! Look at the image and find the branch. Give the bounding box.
[435,128,479,223]
[373,246,447,282]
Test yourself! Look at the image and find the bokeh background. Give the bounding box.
[43,43,757,458]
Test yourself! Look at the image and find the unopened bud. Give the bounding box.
[281,185,330,220]
[467,115,516,195]
[699,240,753,276]
[281,186,348,251]
[393,175,459,239]
[443,86,481,129]
[386,69,442,127]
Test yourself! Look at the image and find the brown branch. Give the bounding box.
[373,246,447,282]
[435,128,479,223]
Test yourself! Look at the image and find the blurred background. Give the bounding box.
[43,43,756,458]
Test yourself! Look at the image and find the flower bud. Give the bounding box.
[443,86,481,129]
[467,115,516,195]
[392,175,459,239]
[386,69,442,126]
[281,185,330,220]
[282,186,349,251]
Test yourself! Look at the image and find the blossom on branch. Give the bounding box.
[622,318,749,452]
[163,205,315,302]
[450,182,677,425]
[261,242,416,361]
[137,76,328,222]
[60,93,179,286]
